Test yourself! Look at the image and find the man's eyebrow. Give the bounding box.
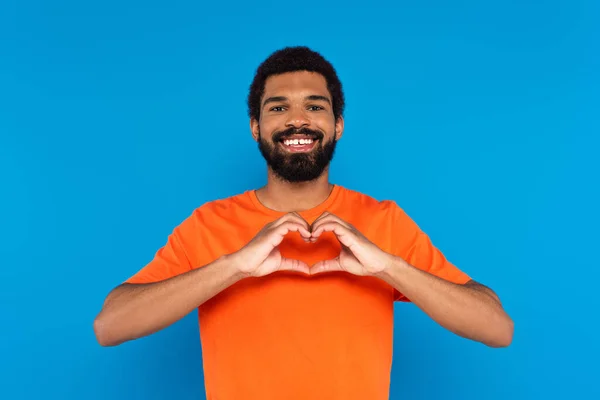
[305,95,331,104]
[262,96,288,108]
[262,95,332,108]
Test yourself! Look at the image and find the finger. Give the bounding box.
[276,221,312,240]
[311,212,345,231]
[264,222,311,248]
[311,213,352,234]
[311,221,351,238]
[311,257,342,275]
[311,211,331,226]
[310,218,338,242]
[274,212,308,226]
[274,212,311,233]
[311,222,357,248]
[309,214,333,240]
[289,213,312,242]
[314,211,350,226]
[279,257,310,274]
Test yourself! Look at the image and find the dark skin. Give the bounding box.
[251,71,513,347]
[94,70,513,348]
[251,71,344,212]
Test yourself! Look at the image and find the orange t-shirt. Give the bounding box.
[125,185,470,400]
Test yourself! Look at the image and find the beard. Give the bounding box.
[257,126,338,183]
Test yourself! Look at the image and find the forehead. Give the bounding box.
[263,71,330,99]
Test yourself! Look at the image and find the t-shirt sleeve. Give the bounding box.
[390,202,471,302]
[124,223,193,285]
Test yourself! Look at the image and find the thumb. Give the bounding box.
[278,257,310,275]
[310,257,343,275]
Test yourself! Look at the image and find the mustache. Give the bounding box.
[272,127,324,142]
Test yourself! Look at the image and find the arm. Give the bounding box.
[94,212,313,347]
[376,257,514,348]
[309,210,514,348]
[93,254,243,347]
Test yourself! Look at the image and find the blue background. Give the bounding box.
[1,0,598,399]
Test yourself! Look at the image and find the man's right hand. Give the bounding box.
[231,212,312,277]
[94,213,313,346]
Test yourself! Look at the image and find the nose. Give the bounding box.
[285,107,310,129]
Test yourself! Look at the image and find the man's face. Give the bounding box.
[251,71,344,183]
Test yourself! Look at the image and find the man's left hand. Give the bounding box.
[310,212,395,276]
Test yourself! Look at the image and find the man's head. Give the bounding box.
[247,46,345,183]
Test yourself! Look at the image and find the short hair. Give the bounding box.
[247,46,345,122]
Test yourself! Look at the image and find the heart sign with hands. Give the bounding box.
[231,211,394,278]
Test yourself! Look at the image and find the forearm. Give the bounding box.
[377,256,513,347]
[94,254,244,347]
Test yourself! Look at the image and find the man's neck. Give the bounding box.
[255,170,334,213]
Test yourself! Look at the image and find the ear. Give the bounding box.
[334,115,344,141]
[250,117,260,141]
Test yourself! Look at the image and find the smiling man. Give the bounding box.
[94,46,514,400]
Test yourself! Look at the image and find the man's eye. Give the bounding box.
[308,105,324,111]
[270,106,285,112]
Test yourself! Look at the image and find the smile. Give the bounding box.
[279,136,318,153]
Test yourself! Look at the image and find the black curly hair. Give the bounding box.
[247,46,345,122]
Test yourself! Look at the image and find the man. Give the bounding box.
[94,46,513,400]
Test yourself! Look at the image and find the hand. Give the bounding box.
[310,212,395,276]
[232,212,312,277]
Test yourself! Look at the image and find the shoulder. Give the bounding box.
[337,185,407,216]
[177,189,255,231]
[336,185,421,230]
[194,190,253,214]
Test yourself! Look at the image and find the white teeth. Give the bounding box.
[283,138,314,146]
